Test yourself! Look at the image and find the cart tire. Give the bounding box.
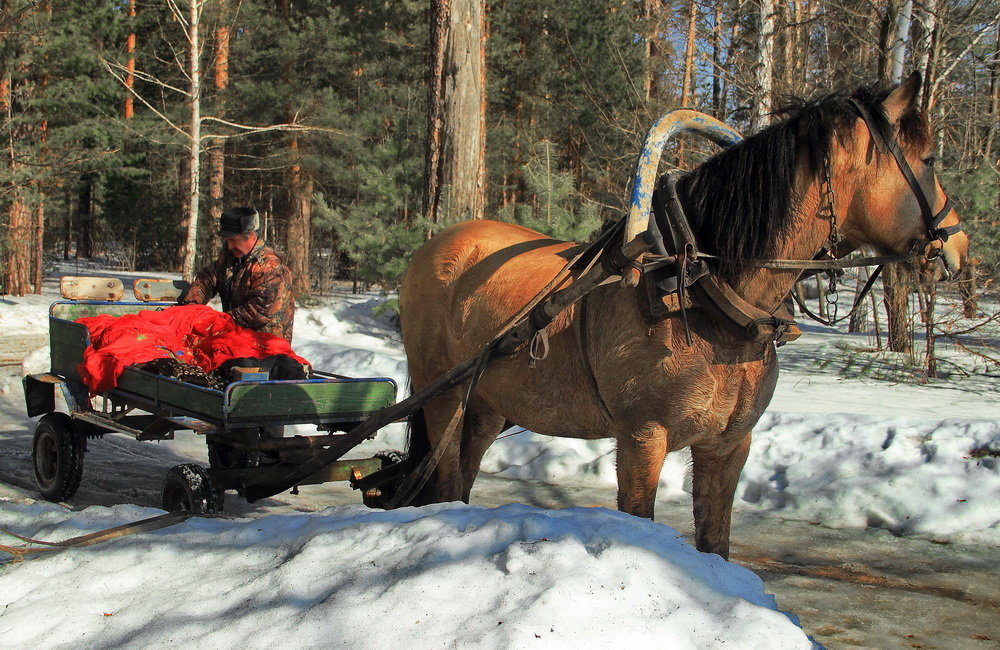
[362,450,407,509]
[161,464,224,513]
[32,413,85,502]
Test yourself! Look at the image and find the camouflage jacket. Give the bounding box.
[179,238,295,341]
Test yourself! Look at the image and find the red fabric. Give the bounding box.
[77,304,308,394]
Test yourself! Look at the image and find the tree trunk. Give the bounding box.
[643,0,662,102]
[957,264,978,318]
[207,0,229,231]
[76,173,95,259]
[984,25,1000,157]
[877,0,914,353]
[888,0,913,84]
[286,135,312,296]
[125,0,136,119]
[425,0,487,225]
[680,0,698,108]
[711,1,723,116]
[752,0,775,130]
[848,268,870,333]
[914,0,936,111]
[918,279,937,380]
[1,14,30,296]
[882,264,912,353]
[424,0,450,227]
[181,0,203,281]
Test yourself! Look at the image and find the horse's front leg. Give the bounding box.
[690,432,752,559]
[615,423,669,519]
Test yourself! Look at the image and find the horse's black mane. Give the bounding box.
[675,83,929,282]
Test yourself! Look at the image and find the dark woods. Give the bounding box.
[1,0,997,297]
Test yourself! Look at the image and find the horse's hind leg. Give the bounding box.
[615,424,669,519]
[458,404,506,502]
[690,432,752,559]
[420,388,468,503]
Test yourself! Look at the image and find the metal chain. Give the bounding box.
[819,154,840,252]
[819,155,840,323]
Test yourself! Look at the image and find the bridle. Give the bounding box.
[846,97,962,250]
[643,95,964,337]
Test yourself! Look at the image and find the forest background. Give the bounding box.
[1,0,997,303]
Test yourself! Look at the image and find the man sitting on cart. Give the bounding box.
[178,207,295,342]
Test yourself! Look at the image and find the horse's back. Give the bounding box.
[400,220,578,382]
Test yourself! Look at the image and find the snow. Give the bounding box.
[1,264,997,648]
[0,502,810,649]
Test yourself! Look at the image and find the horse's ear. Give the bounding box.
[881,71,922,122]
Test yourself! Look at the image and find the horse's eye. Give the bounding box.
[922,157,936,167]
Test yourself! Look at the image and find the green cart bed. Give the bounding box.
[23,296,403,513]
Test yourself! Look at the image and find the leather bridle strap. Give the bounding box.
[790,264,885,327]
[846,98,960,244]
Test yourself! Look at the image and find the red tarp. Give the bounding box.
[77,304,308,394]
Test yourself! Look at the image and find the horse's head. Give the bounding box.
[836,72,969,280]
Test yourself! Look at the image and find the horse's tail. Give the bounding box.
[402,406,436,506]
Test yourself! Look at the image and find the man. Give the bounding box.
[179,207,295,341]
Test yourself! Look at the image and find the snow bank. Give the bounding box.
[0,502,813,649]
[2,284,997,546]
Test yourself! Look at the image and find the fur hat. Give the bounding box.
[218,207,260,237]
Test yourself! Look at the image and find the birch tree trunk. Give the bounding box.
[889,0,913,84]
[752,0,775,130]
[914,0,937,109]
[181,0,203,281]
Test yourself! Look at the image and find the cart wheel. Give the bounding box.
[32,413,85,502]
[161,464,224,513]
[362,450,407,509]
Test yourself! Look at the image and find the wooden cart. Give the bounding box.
[22,278,400,513]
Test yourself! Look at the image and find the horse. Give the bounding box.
[397,73,969,559]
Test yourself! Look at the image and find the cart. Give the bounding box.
[22,277,401,513]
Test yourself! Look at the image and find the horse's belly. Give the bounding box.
[474,357,616,440]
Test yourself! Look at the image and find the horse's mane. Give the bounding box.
[676,84,930,282]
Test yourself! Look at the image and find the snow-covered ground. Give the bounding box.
[1,264,997,648]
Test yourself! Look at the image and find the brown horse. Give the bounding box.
[398,74,969,558]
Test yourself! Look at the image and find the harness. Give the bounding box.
[640,99,961,341]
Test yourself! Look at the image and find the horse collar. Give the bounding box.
[646,171,802,345]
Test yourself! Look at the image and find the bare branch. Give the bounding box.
[200,116,347,139]
[931,11,1000,98]
[105,60,190,98]
[100,58,189,138]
